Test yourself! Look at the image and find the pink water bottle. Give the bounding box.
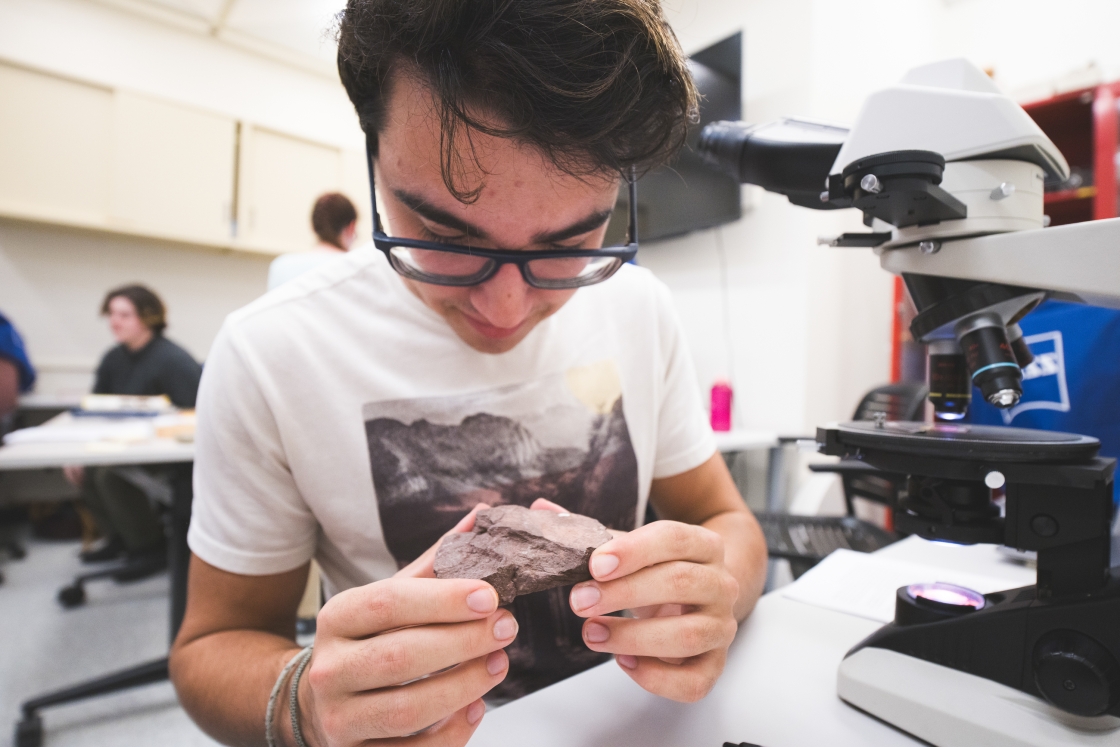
[710,380,733,432]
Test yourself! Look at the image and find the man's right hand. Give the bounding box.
[295,573,516,746]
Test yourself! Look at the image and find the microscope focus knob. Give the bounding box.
[1033,630,1120,717]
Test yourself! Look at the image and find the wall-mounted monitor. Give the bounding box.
[605,31,742,245]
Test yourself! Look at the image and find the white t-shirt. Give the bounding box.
[189,245,715,699]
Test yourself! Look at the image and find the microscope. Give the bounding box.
[698,59,1120,747]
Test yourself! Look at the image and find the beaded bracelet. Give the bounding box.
[289,646,316,747]
[265,645,313,747]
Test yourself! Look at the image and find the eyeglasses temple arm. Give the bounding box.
[365,134,383,235]
[628,166,639,246]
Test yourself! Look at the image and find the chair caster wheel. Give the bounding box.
[58,583,86,608]
[15,714,43,747]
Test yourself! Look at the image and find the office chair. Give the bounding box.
[756,382,927,578]
[57,467,171,608]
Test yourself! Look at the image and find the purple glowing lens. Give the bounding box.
[907,582,986,610]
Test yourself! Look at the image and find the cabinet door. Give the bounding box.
[109,92,237,242]
[0,63,112,223]
[240,126,343,252]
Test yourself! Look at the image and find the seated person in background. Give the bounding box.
[267,192,359,290]
[0,310,36,423]
[171,2,766,746]
[65,284,202,565]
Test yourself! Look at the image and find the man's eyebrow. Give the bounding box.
[532,210,614,244]
[394,188,614,246]
[394,189,488,239]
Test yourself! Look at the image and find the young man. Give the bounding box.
[66,285,202,563]
[170,2,768,746]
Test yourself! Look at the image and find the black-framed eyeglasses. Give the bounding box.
[364,137,638,290]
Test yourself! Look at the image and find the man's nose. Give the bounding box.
[470,263,533,328]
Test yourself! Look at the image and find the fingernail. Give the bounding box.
[467,699,486,725]
[617,654,638,670]
[486,650,507,676]
[493,614,518,640]
[584,621,610,643]
[590,553,619,578]
[570,584,601,612]
[467,588,497,613]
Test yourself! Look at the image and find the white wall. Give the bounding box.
[0,0,363,393]
[652,0,1120,435]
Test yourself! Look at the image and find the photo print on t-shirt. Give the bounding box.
[362,359,640,701]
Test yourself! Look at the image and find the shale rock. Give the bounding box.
[433,505,613,605]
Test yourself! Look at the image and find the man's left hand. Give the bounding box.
[567,519,739,703]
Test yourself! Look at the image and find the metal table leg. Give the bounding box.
[764,443,790,592]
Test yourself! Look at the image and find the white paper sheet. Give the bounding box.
[2,421,154,445]
[781,548,1036,623]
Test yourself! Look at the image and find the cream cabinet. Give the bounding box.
[0,60,368,256]
[109,91,237,243]
[0,63,113,225]
[238,126,343,252]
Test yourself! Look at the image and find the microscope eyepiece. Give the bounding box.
[697,118,848,208]
[697,120,756,181]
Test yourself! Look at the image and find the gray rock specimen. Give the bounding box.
[433,505,613,605]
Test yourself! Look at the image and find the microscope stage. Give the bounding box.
[827,420,1101,462]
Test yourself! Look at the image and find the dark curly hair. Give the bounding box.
[100,285,167,335]
[336,0,698,202]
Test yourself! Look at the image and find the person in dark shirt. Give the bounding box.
[68,285,202,565]
[93,285,202,408]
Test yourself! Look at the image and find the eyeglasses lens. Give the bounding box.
[389,247,494,285]
[389,247,623,289]
[525,256,621,287]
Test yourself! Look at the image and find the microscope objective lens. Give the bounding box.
[928,352,971,420]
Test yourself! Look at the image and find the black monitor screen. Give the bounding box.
[605,31,742,245]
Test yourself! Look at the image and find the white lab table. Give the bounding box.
[474,538,1036,747]
[0,413,194,471]
[0,413,195,747]
[713,429,778,453]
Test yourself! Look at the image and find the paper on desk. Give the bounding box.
[781,549,1033,624]
[2,421,155,445]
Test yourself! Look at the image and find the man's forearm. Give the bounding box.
[170,630,302,747]
[702,509,767,621]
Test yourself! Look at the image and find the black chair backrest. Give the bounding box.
[852,382,929,422]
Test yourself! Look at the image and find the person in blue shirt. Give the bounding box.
[0,311,36,422]
[967,300,1120,504]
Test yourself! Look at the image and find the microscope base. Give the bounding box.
[837,647,1120,747]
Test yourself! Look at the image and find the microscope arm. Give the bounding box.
[879,217,1120,310]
